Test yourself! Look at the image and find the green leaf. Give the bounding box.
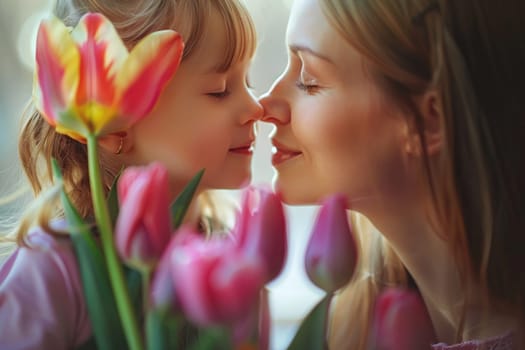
[124,265,143,317]
[187,327,232,350]
[286,294,332,350]
[106,168,123,227]
[146,308,180,350]
[76,336,97,350]
[52,159,127,350]
[170,169,204,229]
[146,308,201,350]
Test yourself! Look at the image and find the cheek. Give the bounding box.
[133,114,229,173]
[294,99,367,165]
[292,98,407,197]
[191,128,230,164]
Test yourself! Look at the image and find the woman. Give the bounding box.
[260,0,525,348]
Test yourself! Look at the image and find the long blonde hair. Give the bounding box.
[330,213,408,350]
[2,0,256,245]
[322,0,525,348]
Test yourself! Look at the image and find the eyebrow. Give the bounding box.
[289,44,334,64]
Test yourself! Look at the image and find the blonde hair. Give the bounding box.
[320,0,525,347]
[2,0,256,245]
[329,212,408,350]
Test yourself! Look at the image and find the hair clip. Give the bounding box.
[412,2,441,25]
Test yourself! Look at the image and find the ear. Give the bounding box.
[405,90,444,157]
[98,131,130,155]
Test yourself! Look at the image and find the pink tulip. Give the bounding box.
[168,226,266,327]
[370,287,437,350]
[149,239,176,308]
[33,13,183,141]
[305,194,357,292]
[115,162,171,269]
[234,186,287,282]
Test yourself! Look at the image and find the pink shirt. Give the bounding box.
[0,228,91,349]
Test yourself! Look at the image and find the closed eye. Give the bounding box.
[295,80,321,95]
[207,90,231,99]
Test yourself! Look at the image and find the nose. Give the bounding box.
[259,79,290,125]
[240,89,264,125]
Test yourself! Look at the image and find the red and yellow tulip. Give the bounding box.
[33,13,183,141]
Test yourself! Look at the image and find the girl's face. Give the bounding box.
[129,10,262,196]
[260,0,413,210]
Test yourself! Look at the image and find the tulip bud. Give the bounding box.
[235,186,288,283]
[115,162,171,269]
[305,194,357,293]
[150,228,209,309]
[170,226,266,327]
[370,287,436,350]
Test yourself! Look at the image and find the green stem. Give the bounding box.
[87,133,143,350]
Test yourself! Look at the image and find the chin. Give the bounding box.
[210,173,252,190]
[273,176,321,205]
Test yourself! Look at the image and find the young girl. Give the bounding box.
[0,0,262,348]
[260,0,525,348]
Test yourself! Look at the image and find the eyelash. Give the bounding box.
[295,80,321,95]
[207,77,253,99]
[207,90,230,99]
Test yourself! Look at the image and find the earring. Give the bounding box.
[115,136,124,155]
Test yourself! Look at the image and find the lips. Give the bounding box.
[229,141,254,155]
[271,139,302,166]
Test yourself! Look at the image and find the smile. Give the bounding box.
[271,140,302,166]
[229,142,254,155]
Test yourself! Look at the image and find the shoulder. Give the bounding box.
[1,224,78,283]
[0,225,91,349]
[432,331,516,350]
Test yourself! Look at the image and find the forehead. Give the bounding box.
[183,9,228,70]
[287,0,330,47]
[287,0,355,67]
[182,4,254,73]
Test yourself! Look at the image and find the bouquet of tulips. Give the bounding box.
[33,11,436,350]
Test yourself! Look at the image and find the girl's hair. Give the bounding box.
[321,0,525,348]
[5,0,256,245]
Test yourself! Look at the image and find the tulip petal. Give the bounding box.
[33,13,183,140]
[110,31,183,133]
[115,176,149,258]
[140,164,171,254]
[33,16,81,131]
[71,13,128,133]
[171,238,218,325]
[115,163,172,266]
[237,188,287,282]
[371,288,437,350]
[305,194,357,292]
[210,254,265,322]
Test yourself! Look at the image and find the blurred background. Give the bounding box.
[0,0,324,348]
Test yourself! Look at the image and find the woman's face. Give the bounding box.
[260,0,412,210]
[129,10,262,196]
